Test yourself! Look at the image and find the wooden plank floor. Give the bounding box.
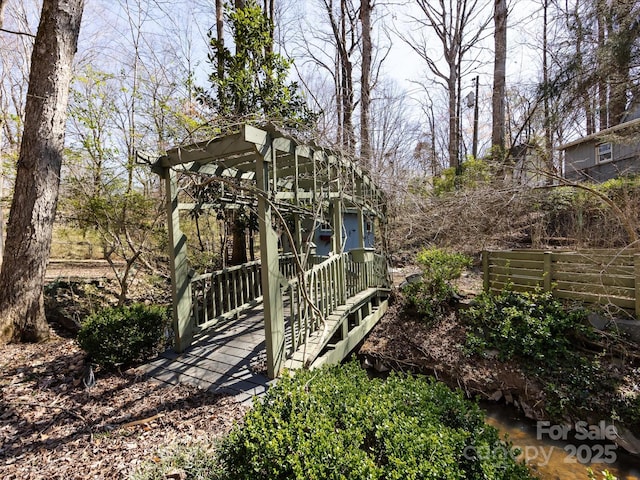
[142,305,273,405]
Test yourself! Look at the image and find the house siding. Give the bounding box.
[564,139,640,182]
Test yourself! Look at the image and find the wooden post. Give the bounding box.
[635,254,640,318]
[356,209,365,249]
[331,198,343,254]
[165,168,193,352]
[482,250,490,292]
[543,251,552,292]
[256,136,285,379]
[356,178,365,249]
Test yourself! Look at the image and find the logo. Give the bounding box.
[536,421,619,464]
[461,421,619,467]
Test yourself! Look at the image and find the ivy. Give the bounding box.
[462,290,640,425]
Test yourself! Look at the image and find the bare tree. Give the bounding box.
[0,0,84,344]
[491,0,507,158]
[403,0,491,169]
[324,0,357,152]
[360,0,373,165]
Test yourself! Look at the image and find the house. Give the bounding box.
[559,108,640,182]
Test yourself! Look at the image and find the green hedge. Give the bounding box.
[77,303,169,370]
[219,361,536,480]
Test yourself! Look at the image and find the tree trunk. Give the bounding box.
[596,0,608,130]
[542,0,553,177]
[340,0,354,152]
[0,162,4,265]
[607,1,636,126]
[216,0,224,105]
[359,0,372,167]
[491,0,507,157]
[0,0,84,344]
[230,212,247,265]
[448,74,459,170]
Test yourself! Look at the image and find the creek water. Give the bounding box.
[482,403,640,479]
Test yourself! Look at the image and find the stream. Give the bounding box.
[482,403,640,479]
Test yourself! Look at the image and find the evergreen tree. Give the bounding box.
[199,0,315,128]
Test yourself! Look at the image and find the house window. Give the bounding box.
[596,142,612,163]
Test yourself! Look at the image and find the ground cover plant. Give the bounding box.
[463,290,640,428]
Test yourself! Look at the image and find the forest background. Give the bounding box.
[1,0,639,338]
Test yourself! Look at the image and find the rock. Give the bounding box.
[520,401,535,420]
[611,318,640,344]
[614,424,640,455]
[489,390,503,402]
[373,359,390,373]
[587,313,610,330]
[361,356,373,369]
[164,470,187,480]
[504,391,513,405]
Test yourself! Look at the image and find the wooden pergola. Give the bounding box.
[153,124,389,378]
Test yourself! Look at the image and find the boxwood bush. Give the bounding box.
[218,361,536,480]
[77,303,169,370]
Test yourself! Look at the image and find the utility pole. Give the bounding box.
[472,76,479,159]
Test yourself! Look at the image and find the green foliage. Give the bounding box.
[402,248,473,321]
[462,290,637,423]
[463,290,589,363]
[199,0,316,128]
[77,304,169,370]
[587,468,618,480]
[433,158,490,195]
[218,361,536,480]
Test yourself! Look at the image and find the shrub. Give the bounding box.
[462,289,590,363]
[402,248,473,321]
[461,290,630,421]
[218,361,536,480]
[77,303,169,370]
[433,158,490,195]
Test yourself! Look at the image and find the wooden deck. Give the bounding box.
[142,305,273,405]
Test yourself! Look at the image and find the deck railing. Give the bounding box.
[191,254,305,330]
[284,254,346,352]
[284,252,390,353]
[191,260,262,330]
[191,250,390,349]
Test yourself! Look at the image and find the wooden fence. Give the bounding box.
[483,249,640,316]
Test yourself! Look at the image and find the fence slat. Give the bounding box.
[554,280,635,298]
[552,271,635,288]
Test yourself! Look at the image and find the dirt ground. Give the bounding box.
[0,337,248,480]
[359,302,549,420]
